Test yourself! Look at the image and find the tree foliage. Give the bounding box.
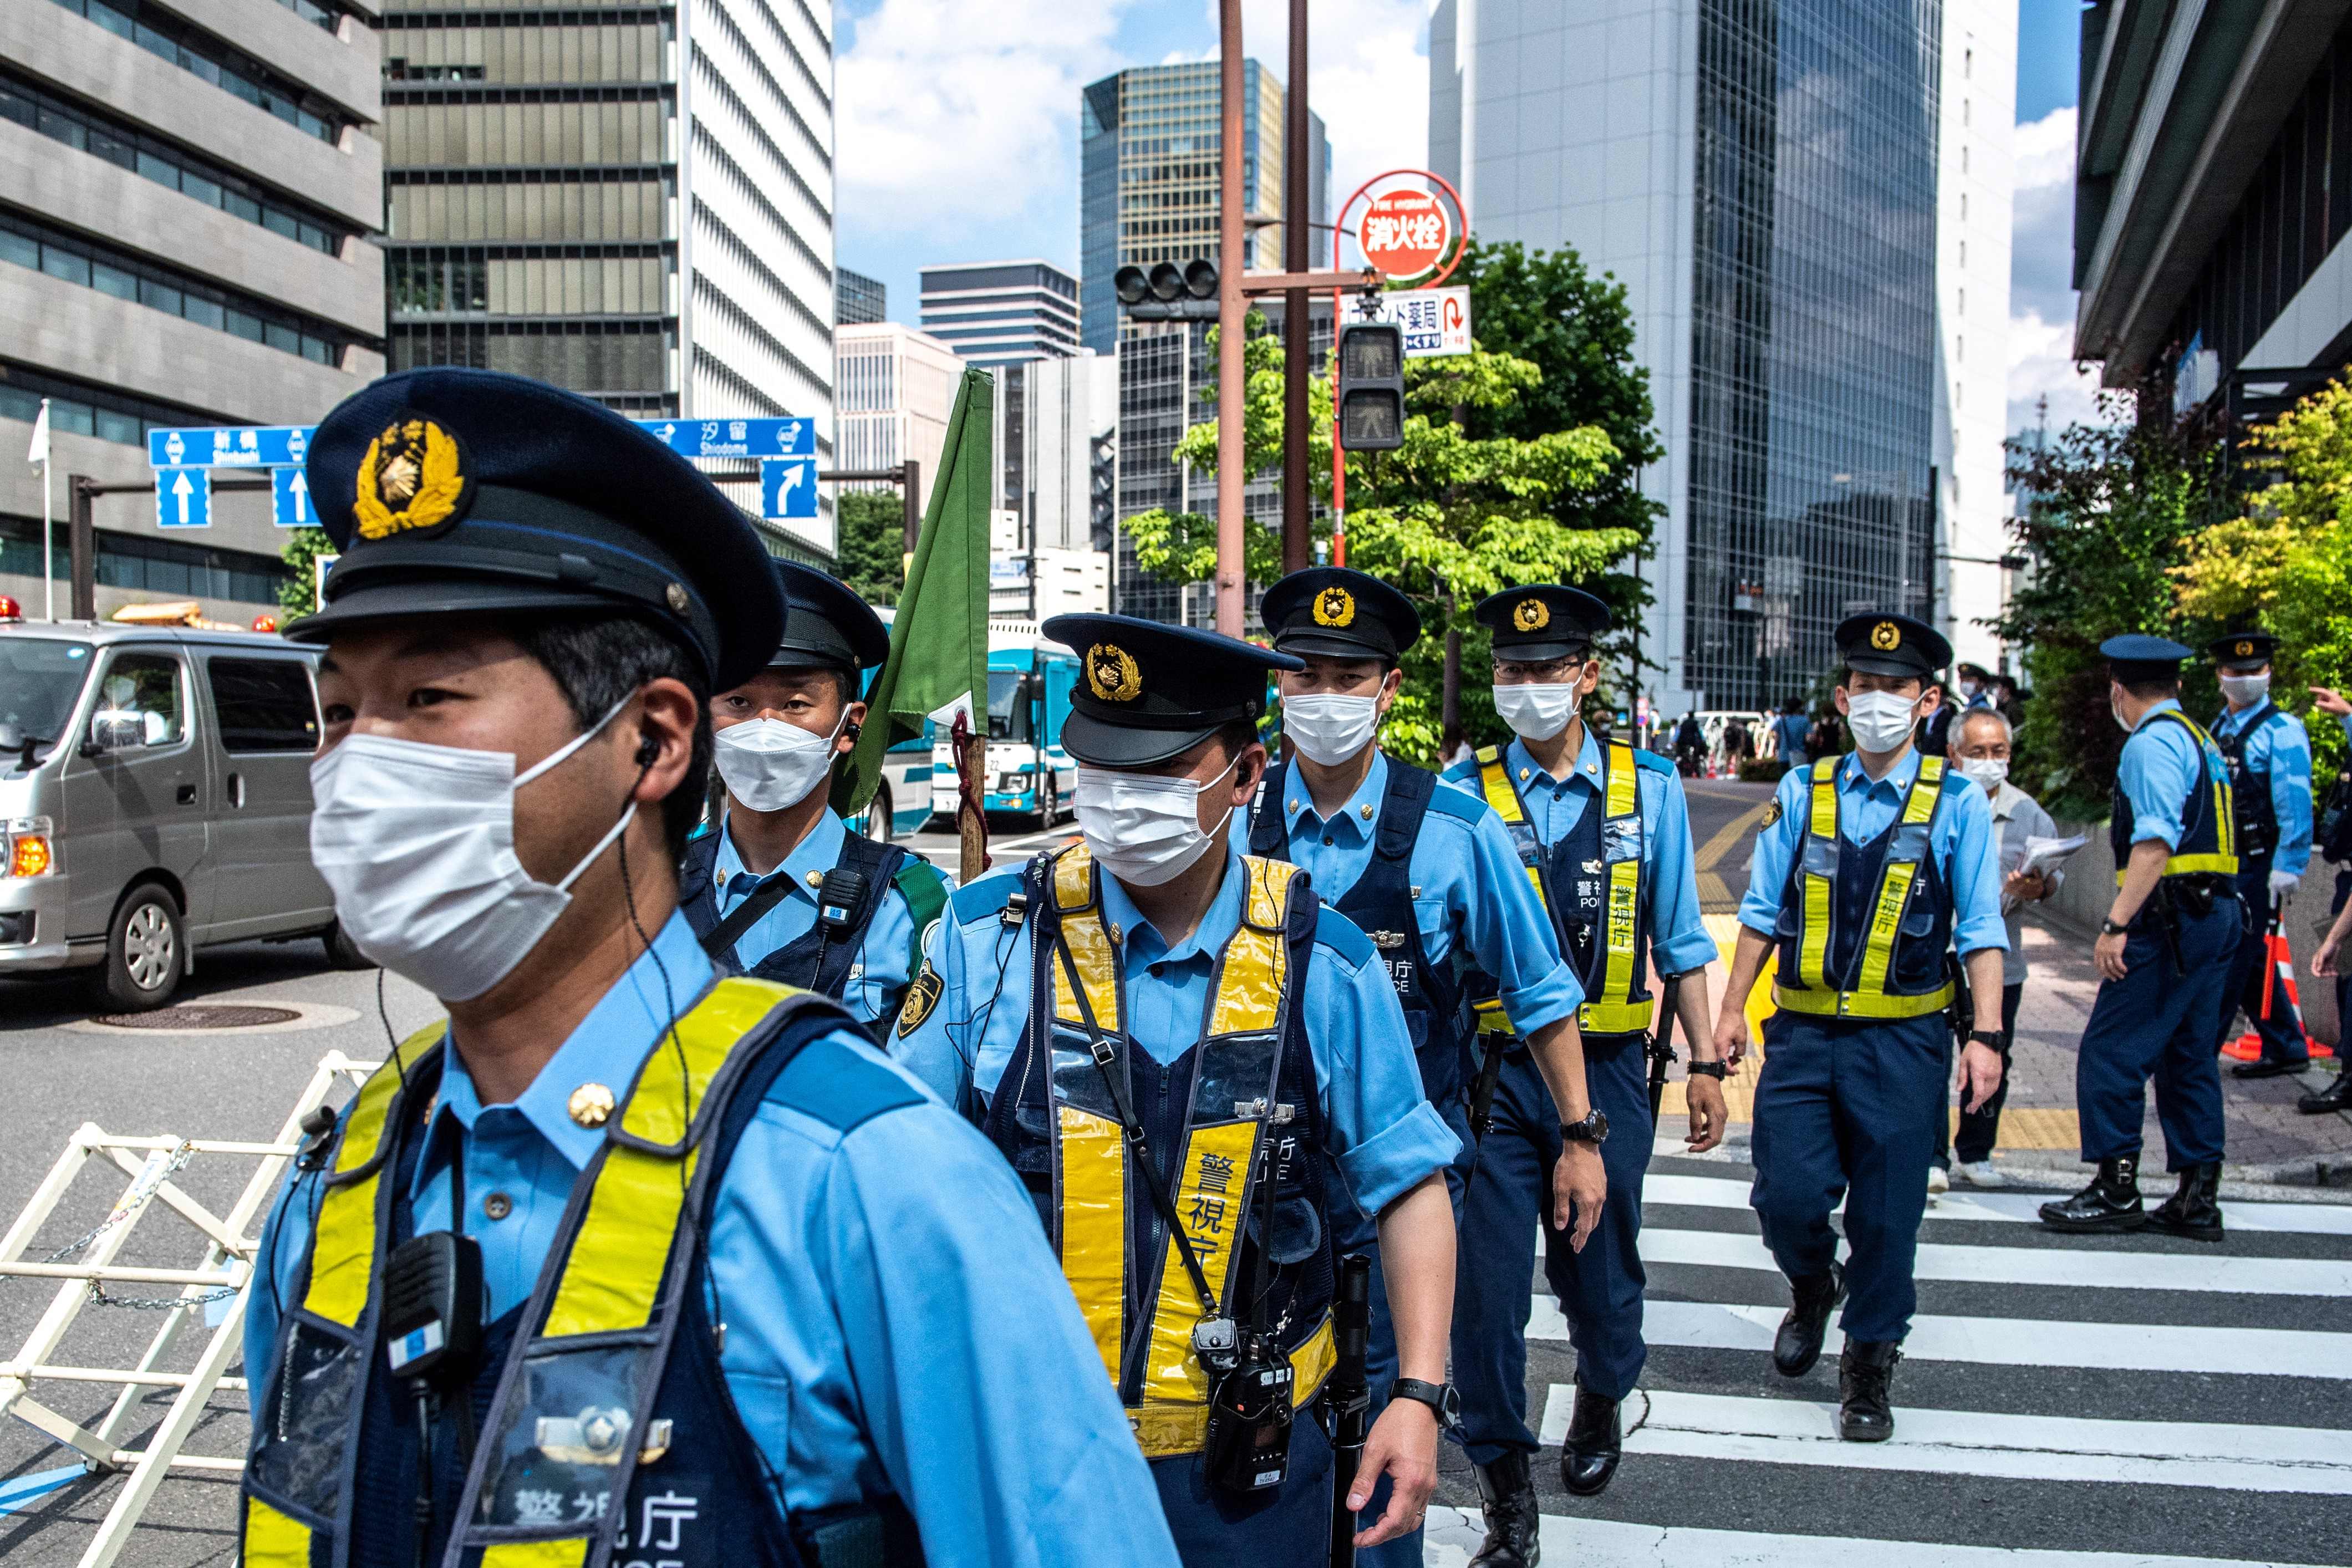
[277,526,333,618]
[1995,404,2224,818]
[834,489,909,608]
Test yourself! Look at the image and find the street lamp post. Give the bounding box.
[1215,0,1246,636]
[1282,0,1312,577]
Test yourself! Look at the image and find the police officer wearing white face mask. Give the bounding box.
[893,613,1468,1566]
[245,369,1178,1568]
[1243,569,1591,1568]
[678,561,949,1026]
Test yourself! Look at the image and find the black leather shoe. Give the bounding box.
[1838,1341,1901,1442]
[2231,1058,2311,1080]
[1772,1262,1845,1378]
[2298,1069,2352,1114]
[2038,1155,2145,1231]
[1559,1386,1622,1497]
[1469,1449,1540,1568]
[2145,1162,2224,1241]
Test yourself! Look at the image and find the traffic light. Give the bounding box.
[1090,434,1118,553]
[1114,259,1219,321]
[1336,322,1406,451]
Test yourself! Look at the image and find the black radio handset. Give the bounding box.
[807,864,869,981]
[381,1152,486,1568]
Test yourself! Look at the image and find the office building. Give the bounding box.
[378,0,838,554]
[984,350,1117,619]
[0,0,384,623]
[1078,60,1327,355]
[2074,3,2352,429]
[1430,0,2013,711]
[834,321,961,512]
[837,264,885,325]
[919,259,1081,365]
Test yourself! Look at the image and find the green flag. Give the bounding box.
[834,365,993,821]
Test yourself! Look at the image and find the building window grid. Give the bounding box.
[45,0,349,141]
[0,361,240,451]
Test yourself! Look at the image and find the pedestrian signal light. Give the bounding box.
[1337,323,1406,451]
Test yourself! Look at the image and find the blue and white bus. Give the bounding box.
[931,624,1079,827]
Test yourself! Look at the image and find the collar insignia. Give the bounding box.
[354,416,472,542]
[1513,598,1550,632]
[1871,620,1902,651]
[1313,586,1357,627]
[1086,642,1143,702]
[567,1083,615,1128]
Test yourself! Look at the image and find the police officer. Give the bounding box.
[1444,584,1722,1562]
[242,369,1177,1568]
[895,614,1489,1566]
[1714,613,2008,1443]
[2041,635,2239,1241]
[2205,632,2315,1078]
[680,560,948,1025]
[1244,568,1596,1568]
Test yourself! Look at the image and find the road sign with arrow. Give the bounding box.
[271,466,312,528]
[155,467,211,530]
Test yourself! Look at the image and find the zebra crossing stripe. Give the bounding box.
[1643,1172,2352,1236]
[1423,1506,2283,1567]
[1526,1297,2352,1378]
[1529,1384,2352,1495]
[1636,1224,2352,1295]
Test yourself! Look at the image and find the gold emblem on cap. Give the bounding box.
[567,1083,615,1128]
[666,582,690,614]
[2236,639,2255,657]
[1513,598,1549,632]
[1313,586,1356,627]
[1086,643,1143,703]
[1871,620,1902,651]
[354,417,468,542]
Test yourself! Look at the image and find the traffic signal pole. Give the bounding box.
[1282,0,1312,576]
[1215,0,1247,636]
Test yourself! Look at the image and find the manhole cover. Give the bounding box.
[90,1004,303,1030]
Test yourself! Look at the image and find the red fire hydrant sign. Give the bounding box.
[1358,189,1453,279]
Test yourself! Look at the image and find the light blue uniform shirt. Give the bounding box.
[1445,732,1720,978]
[1738,746,2009,959]
[246,914,1178,1568]
[1261,751,1581,1034]
[893,842,1462,1218]
[2213,699,2314,877]
[1772,712,1811,763]
[707,807,921,1024]
[2116,698,2223,852]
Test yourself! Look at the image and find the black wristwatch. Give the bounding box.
[1388,1377,1460,1431]
[2100,917,2130,936]
[1560,1109,1611,1145]
[1967,1029,2004,1049]
[1686,1060,1728,1080]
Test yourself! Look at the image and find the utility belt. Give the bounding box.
[1769,980,1955,1021]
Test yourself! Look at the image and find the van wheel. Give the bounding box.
[321,919,374,971]
[95,886,183,1012]
[862,786,893,844]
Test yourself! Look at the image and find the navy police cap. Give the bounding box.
[284,368,783,690]
[772,561,889,674]
[1475,584,1611,663]
[1835,612,1951,679]
[2206,630,2278,670]
[1040,613,1302,768]
[2099,634,2193,679]
[1259,568,1421,661]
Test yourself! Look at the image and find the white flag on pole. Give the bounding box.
[27,398,49,467]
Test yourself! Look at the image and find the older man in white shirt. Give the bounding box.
[1932,706,2063,1189]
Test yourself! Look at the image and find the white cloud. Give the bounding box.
[1229,0,1430,231]
[2005,105,2119,434]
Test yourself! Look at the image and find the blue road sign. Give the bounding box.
[644,417,814,460]
[761,457,818,521]
[147,425,312,470]
[272,466,314,528]
[155,467,211,530]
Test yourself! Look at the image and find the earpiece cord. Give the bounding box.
[615,750,691,1204]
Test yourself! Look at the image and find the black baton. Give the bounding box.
[1646,976,1682,1124]
[1327,1253,1373,1568]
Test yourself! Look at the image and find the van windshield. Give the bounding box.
[0,639,93,756]
[986,669,1032,743]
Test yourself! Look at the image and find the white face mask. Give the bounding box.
[2219,673,2271,707]
[1075,756,1238,888]
[1282,693,1380,766]
[1843,689,1921,754]
[713,714,845,812]
[2111,693,2136,734]
[1956,756,2008,793]
[1491,682,1579,741]
[1958,680,1980,702]
[308,695,637,1002]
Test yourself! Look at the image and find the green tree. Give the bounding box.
[834,489,909,608]
[278,526,334,618]
[1996,405,2224,818]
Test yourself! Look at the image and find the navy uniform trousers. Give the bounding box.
[1749,1011,1946,1343]
[2215,867,2307,1066]
[2079,901,2238,1169]
[1452,1034,1651,1464]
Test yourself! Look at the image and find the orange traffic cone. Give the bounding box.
[2223,917,2336,1061]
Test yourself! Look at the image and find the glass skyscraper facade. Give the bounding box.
[1683,0,1942,707]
